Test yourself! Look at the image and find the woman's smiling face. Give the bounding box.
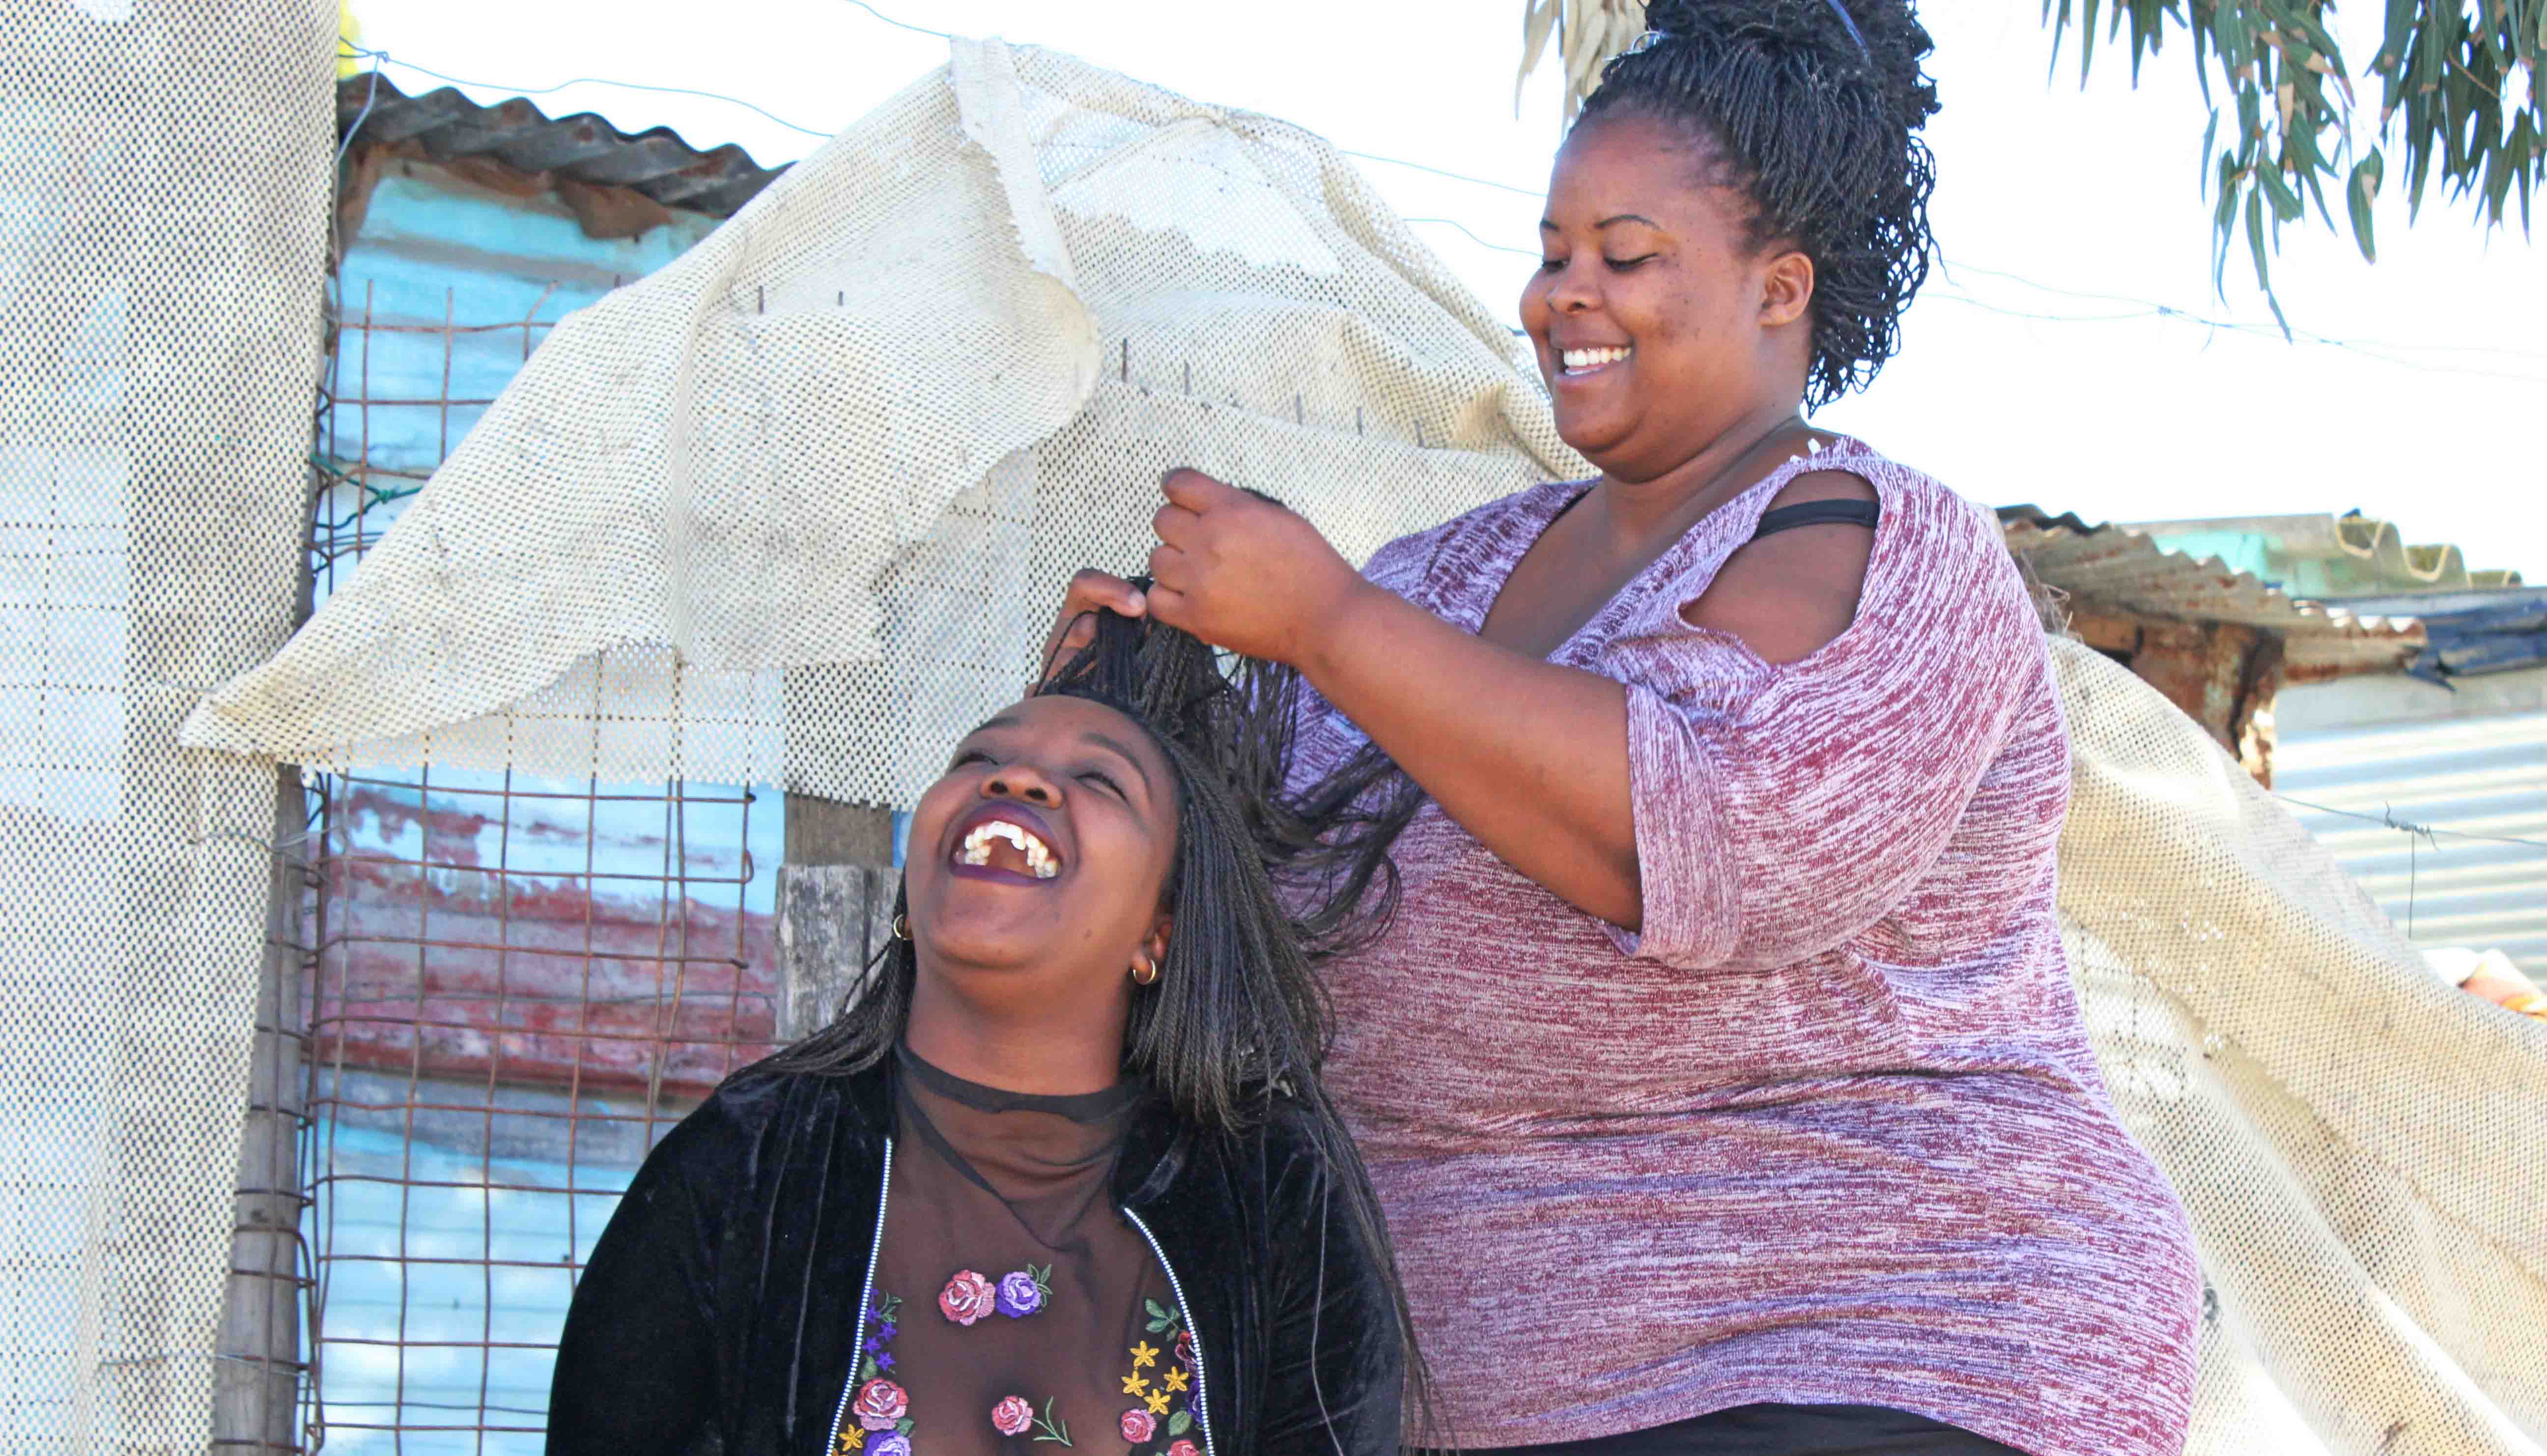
[1521,114,1813,481]
[901,694,1180,1012]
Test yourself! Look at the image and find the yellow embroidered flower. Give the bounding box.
[1121,1372,1152,1397]
[1129,1340,1160,1370]
[1162,1367,1190,1394]
[1144,1390,1171,1417]
[836,1431,867,1455]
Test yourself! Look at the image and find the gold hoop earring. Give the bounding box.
[1130,955,1159,986]
[892,914,911,942]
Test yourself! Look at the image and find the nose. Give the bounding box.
[1544,256,1598,314]
[982,761,1061,809]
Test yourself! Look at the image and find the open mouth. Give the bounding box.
[1558,345,1631,377]
[947,804,1063,883]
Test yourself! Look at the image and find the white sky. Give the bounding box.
[343,0,2546,579]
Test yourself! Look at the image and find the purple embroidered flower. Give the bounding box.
[874,1352,894,1371]
[995,1270,1045,1318]
[868,1433,912,1456]
[863,1337,882,1354]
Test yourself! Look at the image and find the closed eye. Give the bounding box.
[950,749,993,769]
[1077,769,1127,798]
[1604,253,1657,271]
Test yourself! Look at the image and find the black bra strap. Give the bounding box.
[1752,498,1879,539]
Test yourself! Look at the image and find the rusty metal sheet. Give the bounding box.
[2000,505,2424,679]
[337,73,786,219]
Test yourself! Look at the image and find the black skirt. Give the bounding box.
[1447,1405,2026,1456]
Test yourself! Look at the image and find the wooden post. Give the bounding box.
[776,796,899,1042]
[211,766,309,1453]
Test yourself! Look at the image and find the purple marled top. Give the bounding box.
[1293,440,2199,1456]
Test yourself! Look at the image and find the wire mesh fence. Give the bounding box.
[289,284,783,1454]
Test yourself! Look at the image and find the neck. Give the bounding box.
[903,957,1132,1096]
[1598,398,1816,543]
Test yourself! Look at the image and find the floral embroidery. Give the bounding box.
[857,1295,904,1384]
[838,1294,915,1456]
[993,1396,1036,1436]
[1116,1300,1197,1449]
[1029,1396,1074,1446]
[854,1379,909,1431]
[940,1268,999,1326]
[997,1264,1053,1318]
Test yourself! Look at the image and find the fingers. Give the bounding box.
[1063,568,1145,617]
[1160,468,1235,511]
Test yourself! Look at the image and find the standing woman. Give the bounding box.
[1047,2,2201,1454]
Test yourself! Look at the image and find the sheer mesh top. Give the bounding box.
[836,1047,1201,1456]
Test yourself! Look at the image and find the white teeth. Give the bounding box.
[1560,346,1631,372]
[956,819,1060,878]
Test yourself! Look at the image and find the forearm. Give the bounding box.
[1299,581,1641,927]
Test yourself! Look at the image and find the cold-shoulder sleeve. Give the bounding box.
[1599,476,2050,972]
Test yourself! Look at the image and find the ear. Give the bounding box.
[1141,914,1173,972]
[1758,247,1814,330]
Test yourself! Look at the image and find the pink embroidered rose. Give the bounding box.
[852,1379,907,1431]
[938,1269,997,1326]
[1119,1409,1158,1443]
[990,1396,1034,1436]
[1169,1441,1200,1456]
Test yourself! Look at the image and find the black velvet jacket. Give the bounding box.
[547,1064,1403,1456]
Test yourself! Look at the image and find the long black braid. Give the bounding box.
[1581,0,1942,409]
[754,600,1437,1441]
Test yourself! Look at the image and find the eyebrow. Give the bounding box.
[1539,213,1665,232]
[1078,729,1160,799]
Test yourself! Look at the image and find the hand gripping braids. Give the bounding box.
[1586,0,1942,408]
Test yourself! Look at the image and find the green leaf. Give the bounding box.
[1168,1412,1192,1437]
[2258,162,2305,223]
[859,1357,877,1381]
[1145,1299,1170,1321]
[896,1419,914,1436]
[2199,108,2221,199]
[2347,149,2384,261]
[2243,185,2271,295]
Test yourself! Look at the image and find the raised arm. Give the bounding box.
[1143,469,1897,938]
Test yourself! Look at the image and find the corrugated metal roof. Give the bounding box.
[337,73,786,218]
[2122,511,2525,595]
[2275,704,2547,979]
[1998,505,2425,679]
[2319,586,2547,682]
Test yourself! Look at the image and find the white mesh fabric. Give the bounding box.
[0,0,331,1450]
[2055,638,2546,1456]
[179,38,1585,806]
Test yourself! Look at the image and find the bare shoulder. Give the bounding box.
[1678,469,1877,665]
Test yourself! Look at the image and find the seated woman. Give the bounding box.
[546,608,1417,1456]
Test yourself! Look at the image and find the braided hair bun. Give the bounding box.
[1583,0,1941,406]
